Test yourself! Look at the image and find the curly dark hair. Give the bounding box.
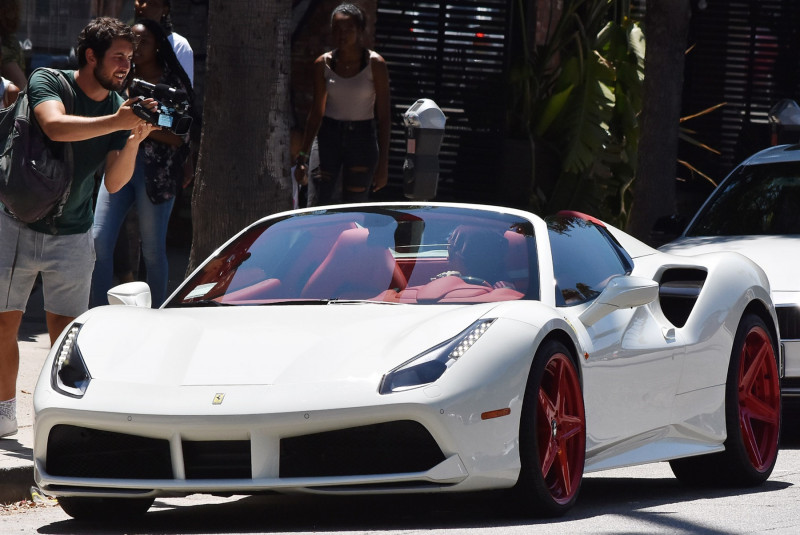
[76,17,137,68]
[331,3,366,31]
[130,18,194,105]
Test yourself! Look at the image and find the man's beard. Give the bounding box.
[94,61,126,92]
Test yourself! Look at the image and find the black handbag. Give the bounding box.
[0,68,74,224]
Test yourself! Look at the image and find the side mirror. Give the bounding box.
[579,275,658,326]
[107,281,152,308]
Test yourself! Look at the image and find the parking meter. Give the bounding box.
[402,99,446,200]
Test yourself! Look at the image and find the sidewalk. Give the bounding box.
[0,244,190,504]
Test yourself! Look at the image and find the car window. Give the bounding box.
[547,215,631,306]
[166,206,540,306]
[687,162,800,236]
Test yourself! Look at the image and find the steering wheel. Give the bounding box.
[459,275,492,287]
[433,271,491,288]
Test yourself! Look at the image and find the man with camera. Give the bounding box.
[0,17,158,438]
[90,18,193,311]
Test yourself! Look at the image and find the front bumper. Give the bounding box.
[34,386,523,499]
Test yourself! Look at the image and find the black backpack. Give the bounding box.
[0,68,74,224]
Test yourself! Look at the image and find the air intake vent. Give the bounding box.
[280,420,445,478]
[46,425,172,479]
[776,306,800,340]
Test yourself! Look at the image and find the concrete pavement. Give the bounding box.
[0,244,190,504]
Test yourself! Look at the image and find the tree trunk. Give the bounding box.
[626,0,691,244]
[188,0,292,272]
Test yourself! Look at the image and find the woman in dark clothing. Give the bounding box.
[295,3,391,205]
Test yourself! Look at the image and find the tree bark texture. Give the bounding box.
[188,0,293,273]
[626,0,691,244]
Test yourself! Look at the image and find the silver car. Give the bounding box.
[661,144,800,400]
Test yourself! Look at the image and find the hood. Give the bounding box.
[75,303,497,388]
[661,235,800,292]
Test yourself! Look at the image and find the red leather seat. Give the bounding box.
[300,228,407,299]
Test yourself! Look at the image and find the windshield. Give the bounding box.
[687,162,800,236]
[166,206,538,306]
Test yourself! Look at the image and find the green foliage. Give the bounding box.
[508,0,645,227]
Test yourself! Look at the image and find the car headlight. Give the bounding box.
[379,319,495,394]
[51,323,91,398]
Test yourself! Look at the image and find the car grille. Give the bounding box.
[46,420,446,482]
[776,306,800,340]
[183,440,251,479]
[280,420,446,478]
[781,377,800,395]
[47,425,172,479]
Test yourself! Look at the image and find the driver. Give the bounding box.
[440,225,515,289]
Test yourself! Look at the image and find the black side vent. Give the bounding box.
[776,306,800,340]
[658,268,708,328]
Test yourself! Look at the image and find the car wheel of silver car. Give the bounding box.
[670,312,781,486]
[57,496,155,520]
[515,339,586,516]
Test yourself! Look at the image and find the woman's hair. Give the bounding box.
[132,18,193,104]
[76,17,137,68]
[331,3,366,31]
[159,0,174,33]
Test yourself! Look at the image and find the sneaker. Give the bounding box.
[0,414,17,438]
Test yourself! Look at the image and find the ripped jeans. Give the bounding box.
[314,116,378,205]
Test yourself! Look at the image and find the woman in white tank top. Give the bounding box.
[295,3,391,205]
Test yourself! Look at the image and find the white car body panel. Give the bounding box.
[33,202,779,500]
[660,236,799,293]
[665,236,800,383]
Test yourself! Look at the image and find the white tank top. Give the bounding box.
[323,53,376,122]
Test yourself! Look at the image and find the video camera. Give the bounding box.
[129,78,192,136]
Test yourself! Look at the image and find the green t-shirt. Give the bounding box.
[25,69,129,235]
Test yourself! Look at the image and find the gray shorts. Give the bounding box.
[0,213,95,317]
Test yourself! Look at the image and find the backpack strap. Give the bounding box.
[31,67,75,116]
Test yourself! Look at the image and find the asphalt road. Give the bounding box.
[3,423,800,535]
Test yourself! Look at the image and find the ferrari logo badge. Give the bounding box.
[212,393,225,405]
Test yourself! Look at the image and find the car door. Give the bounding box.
[546,215,686,462]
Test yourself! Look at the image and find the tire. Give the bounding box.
[670,313,781,487]
[515,339,586,517]
[57,496,155,521]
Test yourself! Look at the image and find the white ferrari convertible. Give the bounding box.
[33,203,782,520]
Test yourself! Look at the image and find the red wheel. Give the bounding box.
[537,353,585,504]
[516,340,585,516]
[737,324,781,472]
[671,313,781,486]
